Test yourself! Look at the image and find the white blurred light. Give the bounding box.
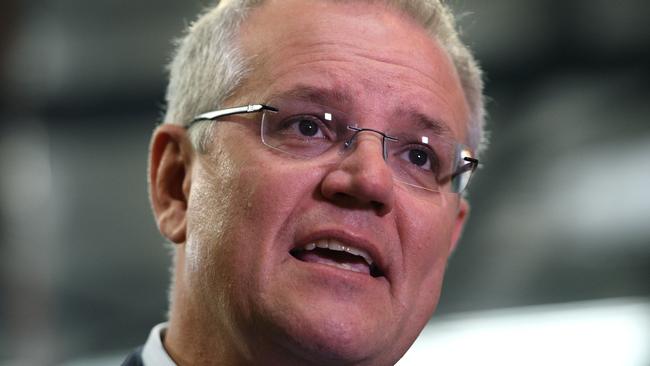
[398,298,650,366]
[541,139,650,249]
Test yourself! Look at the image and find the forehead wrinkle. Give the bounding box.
[298,47,465,126]
[245,26,467,137]
[261,53,460,112]
[258,36,457,94]
[267,84,353,106]
[352,49,457,89]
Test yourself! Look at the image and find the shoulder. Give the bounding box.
[121,346,144,366]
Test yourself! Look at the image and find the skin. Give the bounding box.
[149,0,471,365]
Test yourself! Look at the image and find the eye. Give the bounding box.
[282,115,329,139]
[398,145,439,173]
[297,117,320,137]
[408,149,429,167]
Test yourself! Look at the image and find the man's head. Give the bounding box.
[148,0,485,365]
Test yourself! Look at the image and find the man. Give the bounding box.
[123,0,485,364]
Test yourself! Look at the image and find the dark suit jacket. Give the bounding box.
[121,346,144,366]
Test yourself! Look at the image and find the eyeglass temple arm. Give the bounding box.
[450,157,479,180]
[187,104,279,129]
[437,157,479,186]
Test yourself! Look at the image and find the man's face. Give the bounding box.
[182,0,470,364]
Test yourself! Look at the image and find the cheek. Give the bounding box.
[185,156,250,279]
[238,148,325,209]
[187,148,318,278]
[183,149,273,325]
[241,165,292,220]
[397,196,458,290]
[387,197,459,339]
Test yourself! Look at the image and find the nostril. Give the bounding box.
[328,192,358,208]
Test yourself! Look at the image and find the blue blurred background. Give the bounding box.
[1,0,648,365]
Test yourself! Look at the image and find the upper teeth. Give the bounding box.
[302,239,374,266]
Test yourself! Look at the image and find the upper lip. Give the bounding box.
[290,229,390,278]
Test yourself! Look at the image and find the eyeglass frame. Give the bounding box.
[187,103,479,194]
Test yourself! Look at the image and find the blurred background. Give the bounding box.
[0,0,648,365]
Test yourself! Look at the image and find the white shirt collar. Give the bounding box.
[142,322,177,366]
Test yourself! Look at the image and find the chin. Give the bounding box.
[251,287,404,366]
[278,321,394,365]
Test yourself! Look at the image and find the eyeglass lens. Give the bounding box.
[259,97,476,194]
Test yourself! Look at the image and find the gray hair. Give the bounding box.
[163,0,487,157]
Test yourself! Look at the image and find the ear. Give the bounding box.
[448,198,470,254]
[148,124,193,244]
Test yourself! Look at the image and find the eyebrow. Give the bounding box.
[396,107,453,137]
[266,85,454,137]
[268,85,353,106]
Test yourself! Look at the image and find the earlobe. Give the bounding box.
[449,198,470,254]
[149,124,193,244]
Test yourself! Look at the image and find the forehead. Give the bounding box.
[235,0,470,140]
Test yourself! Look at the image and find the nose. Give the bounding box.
[320,132,395,216]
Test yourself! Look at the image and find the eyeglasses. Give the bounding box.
[189,97,479,195]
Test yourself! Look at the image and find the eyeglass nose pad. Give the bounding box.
[344,126,391,161]
[342,128,359,153]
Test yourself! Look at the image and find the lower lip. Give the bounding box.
[287,253,386,288]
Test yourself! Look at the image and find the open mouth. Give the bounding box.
[290,239,384,278]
